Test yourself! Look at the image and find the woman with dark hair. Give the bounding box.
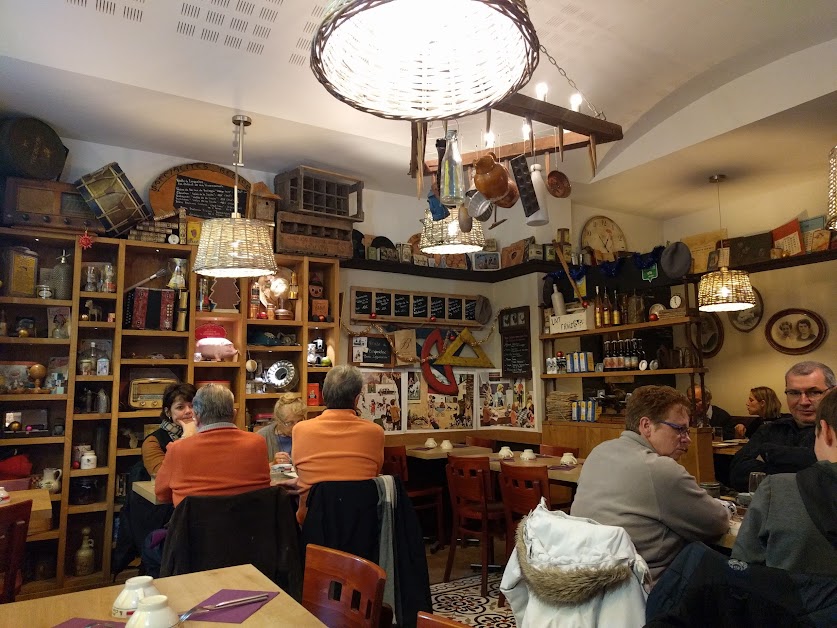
[737,386,783,438]
[141,382,197,477]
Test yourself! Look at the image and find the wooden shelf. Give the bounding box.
[121,329,190,337]
[50,493,62,501]
[75,375,113,382]
[26,529,60,542]
[18,577,60,596]
[118,410,162,418]
[120,358,189,365]
[116,448,141,456]
[69,468,109,478]
[247,319,304,327]
[245,393,297,399]
[73,413,112,421]
[196,312,242,322]
[687,247,837,280]
[0,394,67,401]
[194,361,242,368]
[0,436,64,446]
[0,296,73,307]
[246,345,303,353]
[79,291,117,300]
[541,367,707,379]
[77,321,116,329]
[0,337,70,345]
[540,316,698,340]
[306,405,326,413]
[308,322,336,329]
[307,366,332,373]
[67,502,109,514]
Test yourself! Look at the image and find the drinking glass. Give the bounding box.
[748,471,767,493]
[712,427,724,442]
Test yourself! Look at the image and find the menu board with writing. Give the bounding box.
[447,298,463,320]
[430,297,445,319]
[394,294,410,317]
[465,299,477,321]
[375,292,392,317]
[412,295,428,318]
[349,335,394,367]
[501,332,532,378]
[174,175,248,220]
[354,290,372,316]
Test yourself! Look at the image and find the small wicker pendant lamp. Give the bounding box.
[194,115,277,278]
[420,207,485,254]
[311,0,539,121]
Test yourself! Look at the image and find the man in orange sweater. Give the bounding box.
[155,384,270,507]
[291,365,384,524]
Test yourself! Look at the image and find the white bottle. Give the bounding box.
[551,285,567,316]
[80,451,98,470]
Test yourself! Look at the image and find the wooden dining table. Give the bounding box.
[0,564,325,627]
[460,451,584,487]
[405,444,493,460]
[1,488,53,536]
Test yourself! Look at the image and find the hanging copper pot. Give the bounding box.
[546,169,571,198]
[494,175,519,208]
[473,152,510,201]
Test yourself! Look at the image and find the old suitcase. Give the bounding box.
[75,162,151,237]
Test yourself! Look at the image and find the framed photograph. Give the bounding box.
[765,308,827,355]
[699,312,724,358]
[471,251,500,271]
[727,287,764,333]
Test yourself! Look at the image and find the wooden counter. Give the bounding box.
[542,422,715,483]
[2,489,53,536]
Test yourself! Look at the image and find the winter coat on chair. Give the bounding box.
[500,500,650,628]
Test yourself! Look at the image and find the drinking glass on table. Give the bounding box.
[748,471,767,493]
[712,427,724,442]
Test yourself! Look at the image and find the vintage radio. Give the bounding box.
[128,377,178,409]
[124,287,175,331]
[2,177,105,234]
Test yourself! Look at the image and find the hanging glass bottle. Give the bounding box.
[51,249,73,300]
[440,130,465,207]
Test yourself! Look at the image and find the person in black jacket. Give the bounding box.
[729,361,834,491]
[687,385,734,439]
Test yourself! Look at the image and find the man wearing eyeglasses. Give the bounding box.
[729,361,834,492]
[571,385,730,585]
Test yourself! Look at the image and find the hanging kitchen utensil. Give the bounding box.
[493,174,519,208]
[466,189,493,221]
[489,204,507,230]
[527,163,550,226]
[547,128,571,198]
[557,125,564,161]
[473,152,510,201]
[458,204,474,233]
[510,155,540,218]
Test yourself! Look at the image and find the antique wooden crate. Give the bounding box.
[275,211,353,259]
[75,162,151,237]
[274,166,364,222]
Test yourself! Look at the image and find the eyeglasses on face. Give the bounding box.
[659,420,691,437]
[785,388,830,400]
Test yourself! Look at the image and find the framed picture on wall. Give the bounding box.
[765,308,827,355]
[727,287,764,333]
[699,312,724,358]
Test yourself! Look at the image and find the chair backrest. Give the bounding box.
[303,544,386,628]
[446,456,494,513]
[382,445,409,482]
[465,436,496,450]
[0,499,32,604]
[499,462,552,523]
[417,610,470,627]
[540,443,580,458]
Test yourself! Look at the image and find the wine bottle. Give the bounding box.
[594,286,603,328]
[612,289,622,325]
[603,340,612,371]
[602,289,612,327]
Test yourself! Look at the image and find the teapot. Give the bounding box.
[39,468,62,494]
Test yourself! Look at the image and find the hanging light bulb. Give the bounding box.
[484,130,496,148]
[698,174,756,312]
[570,93,583,112]
[535,82,549,101]
[521,122,531,140]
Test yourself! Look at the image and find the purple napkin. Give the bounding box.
[548,464,577,471]
[412,446,433,451]
[189,589,278,623]
[53,620,125,628]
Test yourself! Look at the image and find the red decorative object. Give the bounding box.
[370,312,377,319]
[430,316,437,322]
[318,315,326,322]
[420,328,458,395]
[258,312,268,319]
[78,229,95,250]
[72,460,81,469]
[649,313,659,321]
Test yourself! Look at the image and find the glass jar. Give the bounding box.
[70,478,99,505]
[84,265,100,292]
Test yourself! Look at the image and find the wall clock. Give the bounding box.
[265,360,298,391]
[580,216,627,263]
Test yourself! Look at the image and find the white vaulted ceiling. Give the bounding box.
[1,0,836,217]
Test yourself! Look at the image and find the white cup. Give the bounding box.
[424,438,438,448]
[498,446,514,459]
[440,440,453,450]
[112,576,162,618]
[520,448,536,461]
[560,452,578,465]
[125,594,180,628]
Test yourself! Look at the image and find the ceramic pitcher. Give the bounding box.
[39,468,62,493]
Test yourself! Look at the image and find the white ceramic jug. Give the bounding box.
[39,468,62,493]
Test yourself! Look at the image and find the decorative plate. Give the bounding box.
[649,303,666,317]
[265,360,298,390]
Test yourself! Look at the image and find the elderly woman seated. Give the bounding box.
[257,394,305,464]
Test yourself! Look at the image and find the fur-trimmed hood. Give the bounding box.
[514,501,650,606]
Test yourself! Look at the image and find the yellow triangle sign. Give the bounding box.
[435,328,494,368]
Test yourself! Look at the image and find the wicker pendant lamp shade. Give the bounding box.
[311,0,539,121]
[698,174,755,312]
[193,115,277,278]
[420,207,485,254]
[827,145,836,230]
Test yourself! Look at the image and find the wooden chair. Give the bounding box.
[417,610,470,627]
[539,444,580,458]
[465,436,496,451]
[444,456,504,597]
[303,544,387,628]
[383,445,445,549]
[0,499,32,603]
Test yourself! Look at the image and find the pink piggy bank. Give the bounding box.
[195,337,239,362]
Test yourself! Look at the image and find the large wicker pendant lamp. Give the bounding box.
[193,115,277,278]
[698,175,756,312]
[311,0,539,121]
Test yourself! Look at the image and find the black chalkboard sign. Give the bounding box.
[174,174,247,220]
[354,291,372,315]
[501,331,532,378]
[394,294,410,317]
[430,296,445,319]
[465,299,477,321]
[375,292,392,317]
[447,298,463,320]
[413,295,428,318]
[354,336,393,366]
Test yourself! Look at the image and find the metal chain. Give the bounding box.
[539,45,606,121]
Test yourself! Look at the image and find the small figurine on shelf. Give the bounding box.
[167,258,188,290]
[307,343,318,366]
[308,276,331,322]
[102,263,116,293]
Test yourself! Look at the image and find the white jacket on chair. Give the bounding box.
[500,500,650,627]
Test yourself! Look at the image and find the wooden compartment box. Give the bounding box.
[275,211,353,259]
[274,166,364,222]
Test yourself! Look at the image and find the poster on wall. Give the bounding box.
[477,371,536,429]
[356,369,404,432]
[406,369,475,431]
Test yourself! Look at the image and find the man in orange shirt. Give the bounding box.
[291,365,384,524]
[155,384,270,507]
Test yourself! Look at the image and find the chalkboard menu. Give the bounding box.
[412,295,428,318]
[394,294,410,317]
[447,298,463,320]
[430,296,445,319]
[375,292,392,316]
[350,335,393,367]
[499,306,532,378]
[354,290,372,316]
[465,299,477,321]
[174,175,247,220]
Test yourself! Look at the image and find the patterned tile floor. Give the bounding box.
[430,574,515,626]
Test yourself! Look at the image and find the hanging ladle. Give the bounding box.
[546,129,572,198]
